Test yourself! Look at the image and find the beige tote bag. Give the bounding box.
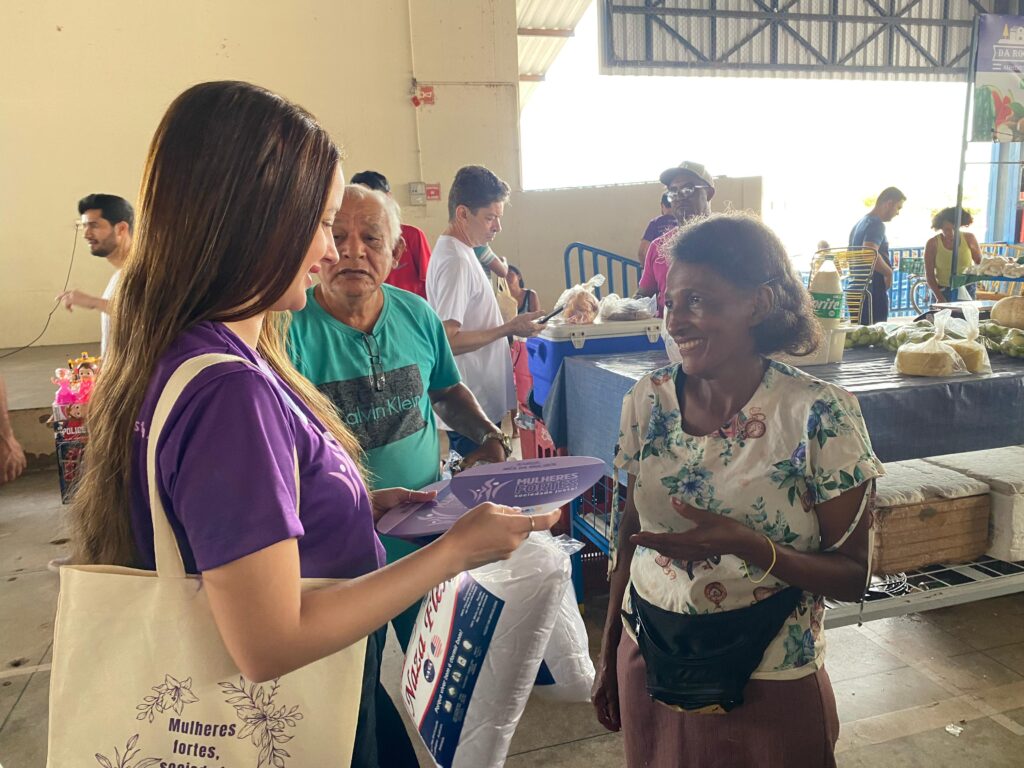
[47,353,366,767]
[493,274,519,324]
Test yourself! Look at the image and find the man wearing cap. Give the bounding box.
[635,161,714,315]
[57,194,134,357]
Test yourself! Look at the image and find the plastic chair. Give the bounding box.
[810,248,877,324]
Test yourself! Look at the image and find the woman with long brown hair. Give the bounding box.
[69,80,559,767]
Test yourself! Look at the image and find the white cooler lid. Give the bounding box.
[538,318,663,348]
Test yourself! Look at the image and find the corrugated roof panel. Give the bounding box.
[518,0,592,29]
[517,0,594,108]
[518,35,559,77]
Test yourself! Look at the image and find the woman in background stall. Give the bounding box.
[924,207,982,303]
[506,264,540,315]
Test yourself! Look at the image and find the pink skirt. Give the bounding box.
[617,633,840,768]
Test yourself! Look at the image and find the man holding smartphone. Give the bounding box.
[426,166,544,458]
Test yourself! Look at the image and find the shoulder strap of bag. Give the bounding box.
[147,353,301,577]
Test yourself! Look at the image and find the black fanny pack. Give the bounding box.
[623,583,803,712]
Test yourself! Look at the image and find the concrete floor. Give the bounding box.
[2,469,1024,766]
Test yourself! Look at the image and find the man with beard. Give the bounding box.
[58,194,134,355]
[635,161,715,316]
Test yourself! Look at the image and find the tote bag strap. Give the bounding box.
[147,352,300,578]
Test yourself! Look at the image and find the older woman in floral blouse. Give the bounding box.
[592,212,883,768]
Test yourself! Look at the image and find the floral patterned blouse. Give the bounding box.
[614,359,884,680]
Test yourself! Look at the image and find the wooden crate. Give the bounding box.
[872,494,990,575]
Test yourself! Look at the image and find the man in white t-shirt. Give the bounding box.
[426,166,544,457]
[58,193,134,356]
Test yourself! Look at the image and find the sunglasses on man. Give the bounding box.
[665,184,711,200]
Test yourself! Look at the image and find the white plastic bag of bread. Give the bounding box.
[895,309,969,377]
[550,274,606,326]
[945,303,992,374]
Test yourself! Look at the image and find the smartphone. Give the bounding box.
[537,305,563,324]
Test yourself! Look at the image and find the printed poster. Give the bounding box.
[973,14,1024,141]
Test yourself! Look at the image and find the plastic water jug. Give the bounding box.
[810,257,843,330]
[810,257,845,362]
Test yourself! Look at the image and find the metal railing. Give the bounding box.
[888,247,927,317]
[800,247,926,318]
[563,242,642,299]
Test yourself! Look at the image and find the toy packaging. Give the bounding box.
[52,352,99,503]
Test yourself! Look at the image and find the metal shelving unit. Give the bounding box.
[826,557,1024,628]
[568,480,1024,625]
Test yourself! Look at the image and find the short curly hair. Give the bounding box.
[666,212,821,357]
[931,206,973,230]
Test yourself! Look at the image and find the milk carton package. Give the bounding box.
[401,532,569,768]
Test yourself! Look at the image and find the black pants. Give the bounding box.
[351,627,419,767]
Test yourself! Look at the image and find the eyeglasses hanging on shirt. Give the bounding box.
[362,334,386,392]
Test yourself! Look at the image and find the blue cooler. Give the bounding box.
[526,319,665,407]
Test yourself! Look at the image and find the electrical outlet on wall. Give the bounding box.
[408,181,426,206]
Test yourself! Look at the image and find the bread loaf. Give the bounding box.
[895,342,965,376]
[946,339,988,373]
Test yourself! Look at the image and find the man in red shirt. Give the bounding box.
[350,171,431,299]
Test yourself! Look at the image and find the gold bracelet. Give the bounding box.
[744,535,777,584]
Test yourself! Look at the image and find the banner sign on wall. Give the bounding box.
[973,14,1024,142]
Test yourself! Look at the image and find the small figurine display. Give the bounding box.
[51,352,100,421]
[52,351,99,503]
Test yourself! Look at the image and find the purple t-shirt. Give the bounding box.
[642,213,676,243]
[130,321,384,579]
[638,228,678,315]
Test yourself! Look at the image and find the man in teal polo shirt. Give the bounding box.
[288,183,509,648]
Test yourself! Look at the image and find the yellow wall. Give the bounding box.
[500,177,763,309]
[0,0,520,349]
[0,2,761,349]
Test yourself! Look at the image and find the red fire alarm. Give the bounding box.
[419,86,435,105]
[425,183,441,201]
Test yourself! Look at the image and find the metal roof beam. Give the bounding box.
[518,27,575,38]
[607,5,975,28]
[603,0,990,79]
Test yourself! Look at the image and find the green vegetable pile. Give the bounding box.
[1001,328,1024,358]
[844,324,888,348]
[843,319,1021,357]
[979,321,1011,344]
